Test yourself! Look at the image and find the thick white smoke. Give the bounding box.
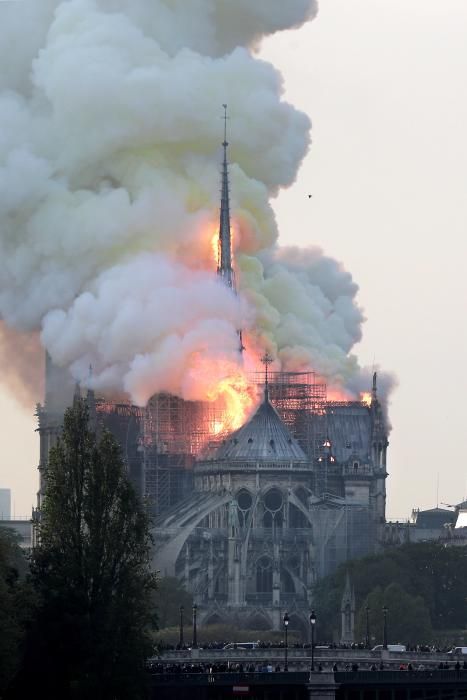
[0,0,390,409]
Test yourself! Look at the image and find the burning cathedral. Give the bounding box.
[36,117,388,634]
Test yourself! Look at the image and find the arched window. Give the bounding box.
[237,489,253,528]
[256,556,273,593]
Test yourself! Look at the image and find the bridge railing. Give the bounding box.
[149,672,310,686]
[336,670,467,685]
[157,647,456,664]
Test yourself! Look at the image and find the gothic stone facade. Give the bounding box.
[153,385,388,634]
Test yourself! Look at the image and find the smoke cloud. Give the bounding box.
[0,0,391,409]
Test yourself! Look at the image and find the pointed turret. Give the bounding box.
[370,371,387,464]
[372,371,378,405]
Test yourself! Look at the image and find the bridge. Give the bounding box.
[147,670,467,700]
[157,646,463,671]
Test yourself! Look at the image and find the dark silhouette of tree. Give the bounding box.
[314,543,467,642]
[0,528,35,695]
[11,400,157,699]
[356,583,432,646]
[153,576,193,630]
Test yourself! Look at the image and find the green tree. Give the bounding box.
[313,543,467,642]
[153,576,193,630]
[356,583,432,645]
[0,528,35,695]
[12,400,157,699]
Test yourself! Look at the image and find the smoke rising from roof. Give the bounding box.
[0,0,392,408]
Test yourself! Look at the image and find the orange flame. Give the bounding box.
[206,370,255,435]
[327,387,351,402]
[361,391,372,407]
[208,223,237,269]
[211,231,219,266]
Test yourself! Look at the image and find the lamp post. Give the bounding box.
[283,612,289,671]
[382,606,388,650]
[179,605,184,648]
[192,603,198,649]
[309,610,316,673]
[365,606,370,649]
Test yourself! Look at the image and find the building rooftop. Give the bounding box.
[326,404,372,463]
[212,395,308,463]
[412,507,456,529]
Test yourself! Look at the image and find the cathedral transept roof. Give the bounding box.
[213,395,308,463]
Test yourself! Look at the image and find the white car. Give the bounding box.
[372,644,406,653]
[223,642,259,650]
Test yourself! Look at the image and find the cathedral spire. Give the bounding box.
[217,104,244,352]
[217,104,234,290]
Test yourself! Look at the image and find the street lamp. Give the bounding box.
[283,612,289,672]
[192,603,198,649]
[309,610,316,672]
[382,606,388,650]
[365,606,370,649]
[179,605,184,648]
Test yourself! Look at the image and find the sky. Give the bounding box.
[260,0,467,518]
[1,0,467,519]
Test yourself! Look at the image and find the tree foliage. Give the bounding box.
[0,528,35,695]
[313,543,467,643]
[355,583,432,645]
[12,400,157,699]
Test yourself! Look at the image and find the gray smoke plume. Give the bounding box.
[0,0,393,409]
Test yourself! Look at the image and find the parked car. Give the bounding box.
[372,644,406,652]
[223,642,259,650]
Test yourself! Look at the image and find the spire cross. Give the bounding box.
[222,103,229,147]
[260,352,274,401]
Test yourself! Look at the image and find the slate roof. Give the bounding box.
[213,396,307,463]
[413,507,455,529]
[325,405,372,463]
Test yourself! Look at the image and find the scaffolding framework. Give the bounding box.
[95,400,144,495]
[142,393,235,515]
[250,371,328,460]
[94,373,370,515]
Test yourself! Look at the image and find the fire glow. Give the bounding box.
[206,369,255,435]
[209,224,237,269]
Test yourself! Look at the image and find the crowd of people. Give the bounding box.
[156,640,465,654]
[148,662,287,674]
[147,659,467,675]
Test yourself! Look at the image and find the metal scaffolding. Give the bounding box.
[95,400,144,495]
[249,371,328,460]
[94,374,371,517]
[141,394,233,516]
